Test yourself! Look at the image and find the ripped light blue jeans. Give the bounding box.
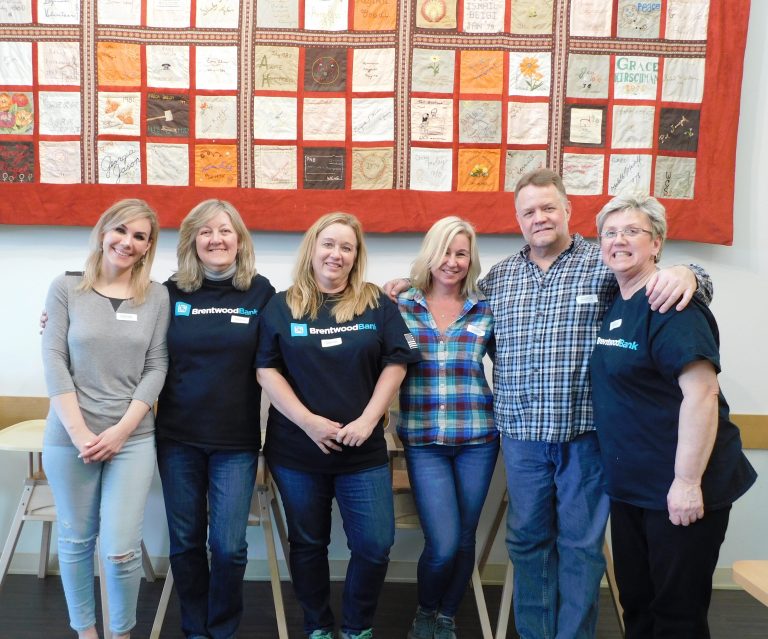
[43,435,156,634]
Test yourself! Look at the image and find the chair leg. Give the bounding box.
[150,566,174,639]
[471,563,493,639]
[0,484,33,586]
[141,540,156,582]
[603,539,625,637]
[96,539,112,639]
[258,489,289,639]
[269,484,291,581]
[495,560,514,639]
[37,520,53,578]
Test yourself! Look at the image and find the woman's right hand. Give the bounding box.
[39,309,49,334]
[70,429,98,461]
[301,414,344,454]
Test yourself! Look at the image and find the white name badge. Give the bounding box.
[231,315,250,324]
[467,323,485,337]
[576,294,598,305]
[322,338,342,348]
[610,319,623,331]
[116,312,137,322]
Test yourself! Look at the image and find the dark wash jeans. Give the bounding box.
[269,462,395,635]
[157,439,258,639]
[404,439,499,617]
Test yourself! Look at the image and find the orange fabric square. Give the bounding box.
[194,144,238,187]
[460,50,504,95]
[457,148,500,191]
[97,42,142,87]
[354,0,397,30]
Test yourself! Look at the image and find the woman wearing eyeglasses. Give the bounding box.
[590,195,756,639]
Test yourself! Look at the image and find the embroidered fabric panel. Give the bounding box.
[0,0,750,243]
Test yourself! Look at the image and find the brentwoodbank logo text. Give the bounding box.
[596,336,638,351]
[290,322,377,336]
[175,301,259,317]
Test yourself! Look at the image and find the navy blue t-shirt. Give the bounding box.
[157,275,275,449]
[590,289,756,510]
[256,289,421,474]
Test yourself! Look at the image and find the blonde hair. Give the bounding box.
[173,200,256,292]
[286,212,380,323]
[78,199,159,305]
[410,216,481,297]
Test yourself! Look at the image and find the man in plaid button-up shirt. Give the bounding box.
[478,168,711,639]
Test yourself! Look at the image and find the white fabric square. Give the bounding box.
[0,41,32,85]
[463,0,505,33]
[196,0,239,28]
[146,143,189,186]
[608,154,652,196]
[665,0,710,40]
[509,52,551,97]
[98,92,141,136]
[566,54,610,99]
[195,96,237,139]
[654,156,696,199]
[0,1,32,23]
[147,46,190,89]
[352,49,395,92]
[97,140,141,184]
[411,49,455,94]
[410,147,453,192]
[351,98,394,142]
[37,42,80,86]
[504,150,547,191]
[305,0,348,30]
[303,98,346,141]
[254,46,299,92]
[507,102,549,145]
[37,0,79,24]
[39,141,82,184]
[351,147,393,190]
[617,0,661,39]
[570,0,613,36]
[662,58,705,103]
[253,96,297,140]
[98,0,141,25]
[147,0,190,28]
[39,91,81,135]
[562,153,605,195]
[256,0,298,28]
[611,105,655,149]
[196,46,238,91]
[254,145,298,189]
[614,56,659,100]
[411,98,453,143]
[459,100,501,144]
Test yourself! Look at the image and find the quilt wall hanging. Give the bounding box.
[0,0,751,243]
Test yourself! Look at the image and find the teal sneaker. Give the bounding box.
[339,629,373,639]
[407,606,436,639]
[308,630,335,639]
[433,614,457,639]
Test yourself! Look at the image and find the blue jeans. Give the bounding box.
[404,439,499,617]
[501,432,609,639]
[269,462,394,635]
[157,439,258,639]
[43,436,156,635]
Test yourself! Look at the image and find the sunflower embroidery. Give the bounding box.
[519,57,544,91]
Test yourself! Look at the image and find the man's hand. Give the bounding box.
[382,278,410,302]
[645,265,697,313]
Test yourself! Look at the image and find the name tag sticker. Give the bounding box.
[576,294,598,305]
[231,315,250,324]
[322,338,342,348]
[610,319,623,331]
[115,312,137,322]
[467,323,485,337]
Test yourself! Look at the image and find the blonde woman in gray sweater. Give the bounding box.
[42,199,170,639]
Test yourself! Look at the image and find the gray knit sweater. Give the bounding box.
[42,273,170,447]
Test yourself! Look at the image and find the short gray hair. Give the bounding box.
[596,195,667,262]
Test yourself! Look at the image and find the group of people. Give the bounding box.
[40,168,755,639]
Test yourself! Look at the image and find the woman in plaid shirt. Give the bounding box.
[397,217,497,639]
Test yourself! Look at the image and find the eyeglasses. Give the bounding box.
[599,227,653,240]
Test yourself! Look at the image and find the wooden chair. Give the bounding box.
[149,453,291,639]
[384,414,495,639]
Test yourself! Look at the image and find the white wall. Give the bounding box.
[1,3,766,581]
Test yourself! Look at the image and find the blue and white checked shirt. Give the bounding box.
[479,234,711,443]
[397,288,496,446]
